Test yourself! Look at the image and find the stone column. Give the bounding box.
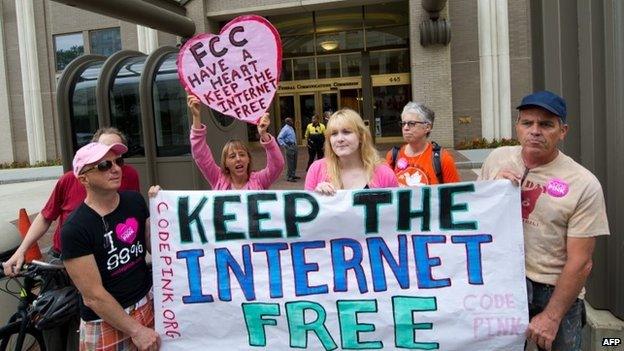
[409,0,454,147]
[137,25,159,54]
[0,1,14,163]
[478,0,512,139]
[15,0,46,163]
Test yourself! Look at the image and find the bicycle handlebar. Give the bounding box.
[0,259,65,279]
[29,260,64,270]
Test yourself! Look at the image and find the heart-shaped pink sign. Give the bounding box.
[115,217,139,244]
[177,15,282,124]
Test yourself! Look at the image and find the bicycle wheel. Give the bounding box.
[0,321,45,351]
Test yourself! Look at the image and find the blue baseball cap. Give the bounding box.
[517,90,567,123]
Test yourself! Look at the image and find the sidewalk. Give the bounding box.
[0,165,62,185]
[0,148,491,188]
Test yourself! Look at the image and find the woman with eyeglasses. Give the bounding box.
[187,94,284,190]
[385,102,460,187]
[304,108,397,195]
[2,127,139,351]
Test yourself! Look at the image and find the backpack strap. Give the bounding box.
[431,141,443,184]
[390,146,401,169]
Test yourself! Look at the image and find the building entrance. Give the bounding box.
[275,77,360,145]
[276,73,410,144]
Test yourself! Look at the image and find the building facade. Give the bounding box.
[0,0,531,165]
[0,0,178,164]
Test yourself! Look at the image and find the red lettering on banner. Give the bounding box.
[163,309,181,338]
[157,202,169,214]
[155,200,181,339]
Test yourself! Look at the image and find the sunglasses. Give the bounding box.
[81,157,124,175]
[399,121,429,128]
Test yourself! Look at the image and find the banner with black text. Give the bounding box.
[150,181,528,350]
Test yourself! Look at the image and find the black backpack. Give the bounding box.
[390,142,444,184]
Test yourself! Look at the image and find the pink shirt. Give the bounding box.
[190,124,285,190]
[304,158,398,190]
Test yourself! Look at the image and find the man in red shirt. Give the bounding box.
[2,127,140,351]
[385,102,460,186]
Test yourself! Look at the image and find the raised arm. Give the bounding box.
[254,114,285,188]
[188,95,221,187]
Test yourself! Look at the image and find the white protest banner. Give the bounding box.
[177,15,281,124]
[151,181,529,351]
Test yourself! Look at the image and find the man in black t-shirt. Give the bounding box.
[61,142,159,351]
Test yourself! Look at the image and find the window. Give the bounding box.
[364,2,409,27]
[317,55,340,78]
[281,59,294,81]
[282,35,315,56]
[90,28,121,56]
[153,53,190,156]
[293,57,316,80]
[366,25,409,48]
[109,56,147,157]
[341,53,361,76]
[268,12,314,36]
[316,30,364,53]
[373,84,411,137]
[54,33,84,71]
[70,61,102,152]
[370,49,410,74]
[315,7,363,33]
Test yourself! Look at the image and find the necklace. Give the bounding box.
[406,144,428,161]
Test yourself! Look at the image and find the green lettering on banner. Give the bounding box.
[352,190,393,234]
[439,184,478,230]
[283,193,319,237]
[248,193,282,239]
[397,188,431,232]
[392,296,439,350]
[337,300,382,349]
[286,301,338,350]
[178,196,208,243]
[214,195,245,241]
[242,303,280,346]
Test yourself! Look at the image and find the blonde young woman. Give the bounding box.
[304,108,398,194]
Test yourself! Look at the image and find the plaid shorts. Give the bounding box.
[79,293,154,351]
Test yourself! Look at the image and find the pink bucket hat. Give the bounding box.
[73,142,128,177]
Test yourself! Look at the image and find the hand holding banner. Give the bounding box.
[177,15,282,124]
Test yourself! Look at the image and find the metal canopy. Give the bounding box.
[50,0,196,38]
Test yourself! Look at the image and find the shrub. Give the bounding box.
[455,138,520,150]
[0,159,62,169]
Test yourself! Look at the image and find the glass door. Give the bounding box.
[298,94,316,141]
[277,95,295,130]
[373,84,411,139]
[321,92,338,116]
[339,89,362,115]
